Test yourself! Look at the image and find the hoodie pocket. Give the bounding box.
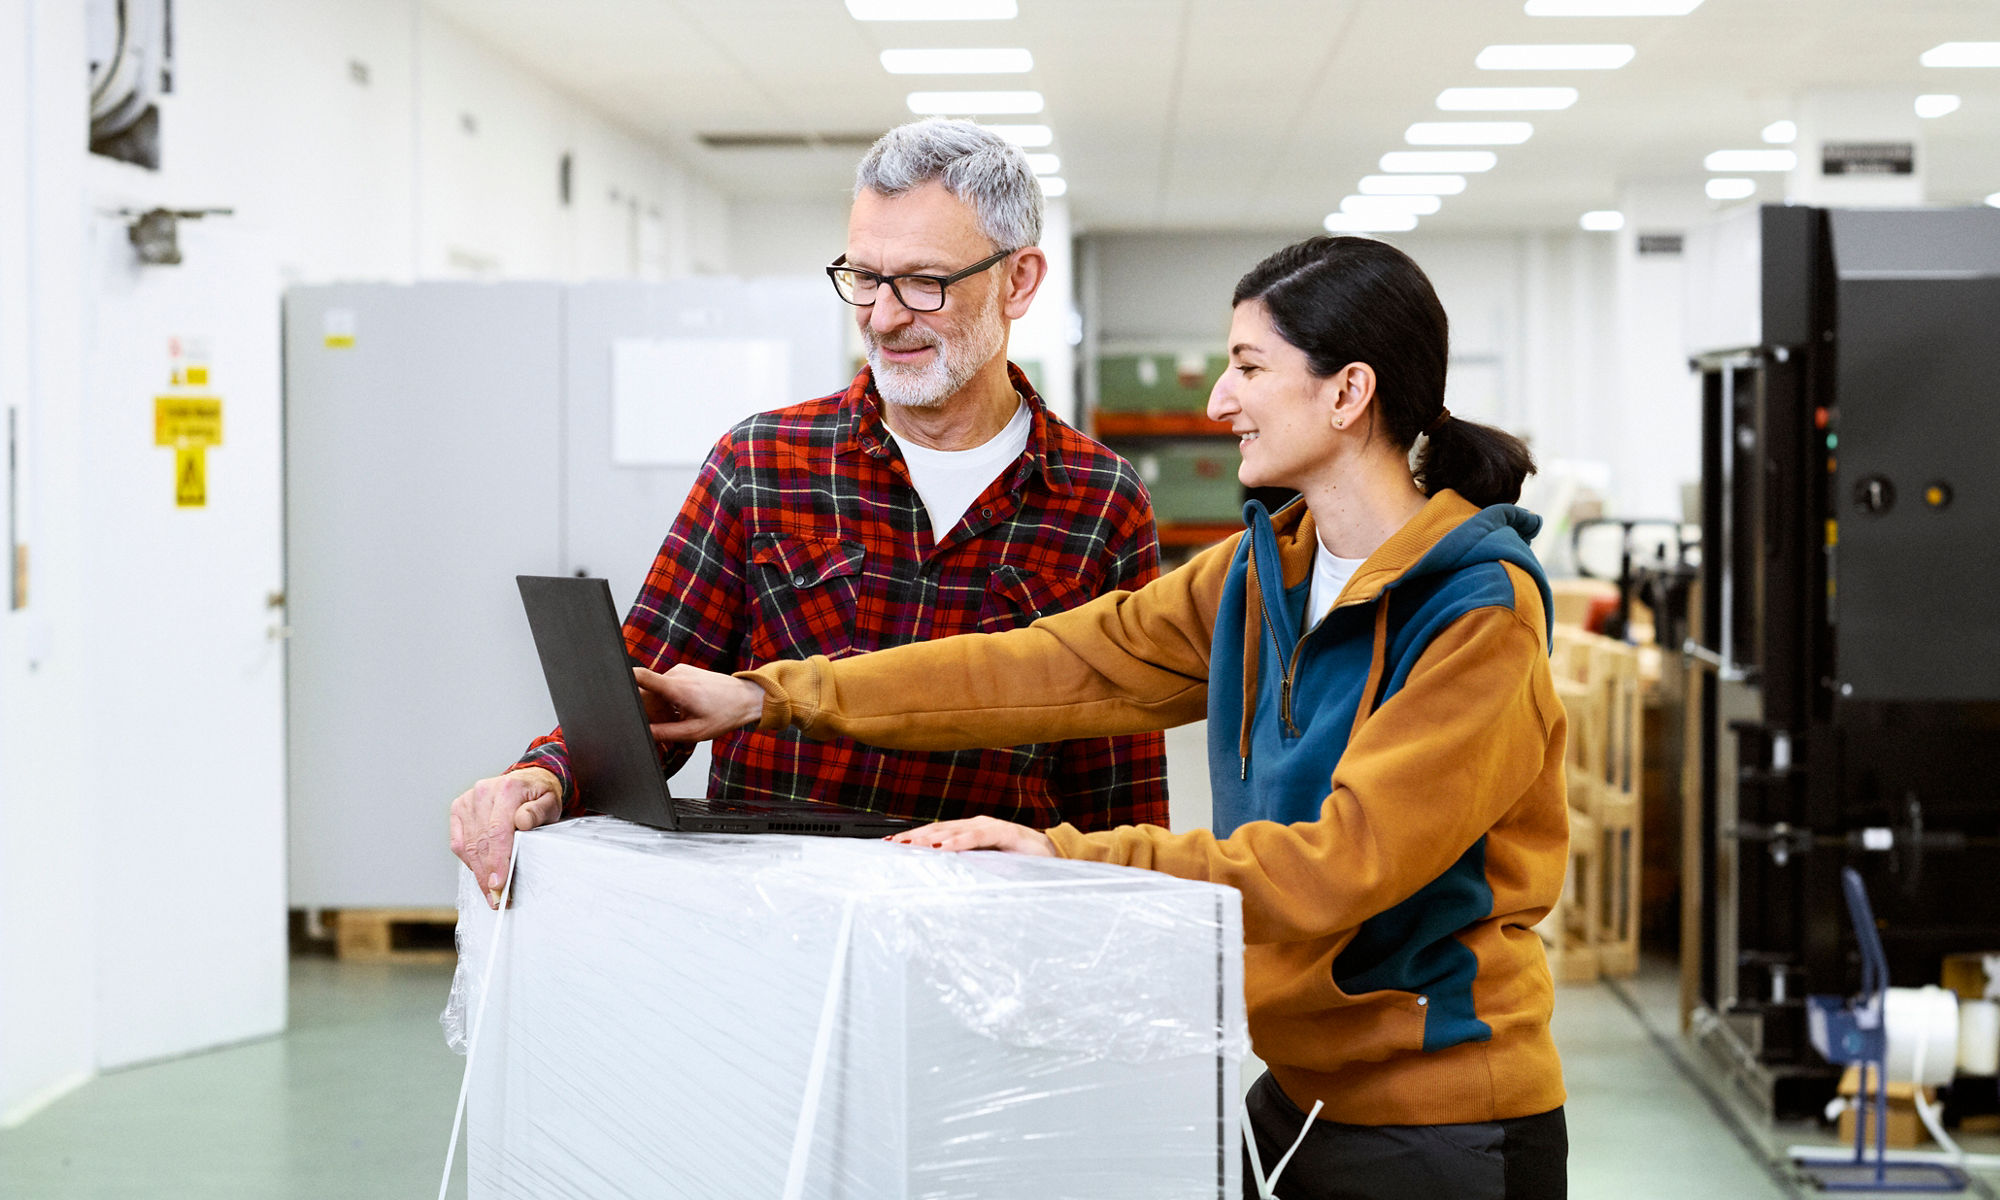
[1316,972,1431,1064]
[748,532,865,660]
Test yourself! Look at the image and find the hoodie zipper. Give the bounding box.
[1248,551,1304,739]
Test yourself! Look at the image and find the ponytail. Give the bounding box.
[1416,415,1536,508]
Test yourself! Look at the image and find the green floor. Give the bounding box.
[0,953,1809,1199]
[0,958,470,1199]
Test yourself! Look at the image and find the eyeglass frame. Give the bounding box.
[825,246,1019,313]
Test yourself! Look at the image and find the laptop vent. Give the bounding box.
[768,822,841,834]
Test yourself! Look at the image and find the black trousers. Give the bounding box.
[1241,1071,1568,1200]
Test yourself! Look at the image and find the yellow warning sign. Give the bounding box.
[175,446,207,508]
[155,396,223,447]
[185,365,209,386]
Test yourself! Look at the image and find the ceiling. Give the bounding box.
[423,0,2000,233]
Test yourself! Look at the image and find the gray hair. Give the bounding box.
[854,118,1043,249]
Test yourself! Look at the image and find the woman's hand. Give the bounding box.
[633,665,767,743]
[889,816,1056,857]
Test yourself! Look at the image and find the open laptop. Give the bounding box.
[517,574,919,837]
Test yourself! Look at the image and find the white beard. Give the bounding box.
[864,300,1007,410]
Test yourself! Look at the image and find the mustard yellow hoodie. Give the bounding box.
[746,491,1569,1126]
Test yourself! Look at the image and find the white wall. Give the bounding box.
[0,0,733,1126]
[0,0,97,1131]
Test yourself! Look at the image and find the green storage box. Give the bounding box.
[1096,352,1228,413]
[1130,441,1245,524]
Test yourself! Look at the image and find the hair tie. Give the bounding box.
[1425,407,1452,436]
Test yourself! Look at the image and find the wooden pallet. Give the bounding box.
[1538,629,1645,981]
[332,907,459,964]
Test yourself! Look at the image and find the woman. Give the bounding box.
[649,235,1569,1198]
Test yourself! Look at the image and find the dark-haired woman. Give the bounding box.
[647,235,1570,1198]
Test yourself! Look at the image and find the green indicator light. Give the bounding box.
[1826,433,1838,449]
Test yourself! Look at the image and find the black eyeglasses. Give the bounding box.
[826,247,1017,313]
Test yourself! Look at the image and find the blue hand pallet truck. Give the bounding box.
[1794,867,1969,1192]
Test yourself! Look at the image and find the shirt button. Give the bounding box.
[793,574,808,586]
[1417,995,1429,1007]
[981,506,993,518]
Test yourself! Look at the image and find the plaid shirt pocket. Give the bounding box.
[748,532,867,661]
[978,564,1091,633]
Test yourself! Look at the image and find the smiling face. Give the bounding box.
[845,181,1013,409]
[1206,299,1349,492]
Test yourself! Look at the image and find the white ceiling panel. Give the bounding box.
[424,0,2000,231]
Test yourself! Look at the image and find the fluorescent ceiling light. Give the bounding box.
[1476,44,1635,70]
[1023,152,1059,175]
[1915,93,1962,118]
[1406,122,1533,145]
[979,123,1052,147]
[1579,210,1625,231]
[1921,42,2000,68]
[880,48,1032,74]
[1324,211,1418,234]
[1437,87,1578,110]
[1380,150,1499,173]
[1704,149,1795,171]
[1525,0,1701,12]
[1706,177,1756,200]
[1987,192,2000,208]
[846,0,1017,19]
[906,90,1043,114]
[1038,176,1067,197]
[1761,119,1797,144]
[1342,194,1443,216]
[1359,174,1467,195]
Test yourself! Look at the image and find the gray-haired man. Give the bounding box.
[451,118,1168,900]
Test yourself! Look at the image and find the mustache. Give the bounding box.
[867,331,940,353]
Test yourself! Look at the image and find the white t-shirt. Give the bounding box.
[891,400,1033,542]
[1307,539,1368,629]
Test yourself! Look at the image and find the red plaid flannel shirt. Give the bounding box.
[513,364,1169,832]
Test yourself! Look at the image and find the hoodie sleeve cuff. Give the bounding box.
[735,658,824,734]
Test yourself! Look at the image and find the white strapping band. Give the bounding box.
[438,850,520,1200]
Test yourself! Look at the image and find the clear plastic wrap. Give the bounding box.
[441,816,1247,1199]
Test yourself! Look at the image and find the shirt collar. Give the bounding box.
[838,362,1073,496]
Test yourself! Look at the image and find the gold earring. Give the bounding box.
[1334,417,1345,428]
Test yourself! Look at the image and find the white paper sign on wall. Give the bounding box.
[610,337,792,467]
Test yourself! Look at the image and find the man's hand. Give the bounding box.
[634,665,766,744]
[449,767,562,908]
[888,816,1057,857]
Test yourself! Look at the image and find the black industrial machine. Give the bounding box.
[1685,204,2000,1118]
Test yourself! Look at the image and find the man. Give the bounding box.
[451,118,1167,898]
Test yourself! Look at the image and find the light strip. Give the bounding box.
[1579,210,1625,231]
[1476,44,1635,70]
[1342,194,1442,216]
[1023,152,1060,175]
[880,48,1032,74]
[1406,121,1533,145]
[1038,177,1067,197]
[1359,174,1467,195]
[1324,211,1418,233]
[1437,86,1577,111]
[1379,150,1498,173]
[1703,149,1795,172]
[1761,119,1796,144]
[978,123,1052,147]
[846,0,1017,19]
[1524,0,1701,13]
[1706,178,1756,200]
[1915,94,1961,118]
[1921,42,2000,68]
[906,90,1043,114]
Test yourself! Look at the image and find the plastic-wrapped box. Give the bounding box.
[444,817,1247,1199]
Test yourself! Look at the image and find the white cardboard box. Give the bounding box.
[447,818,1247,1199]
